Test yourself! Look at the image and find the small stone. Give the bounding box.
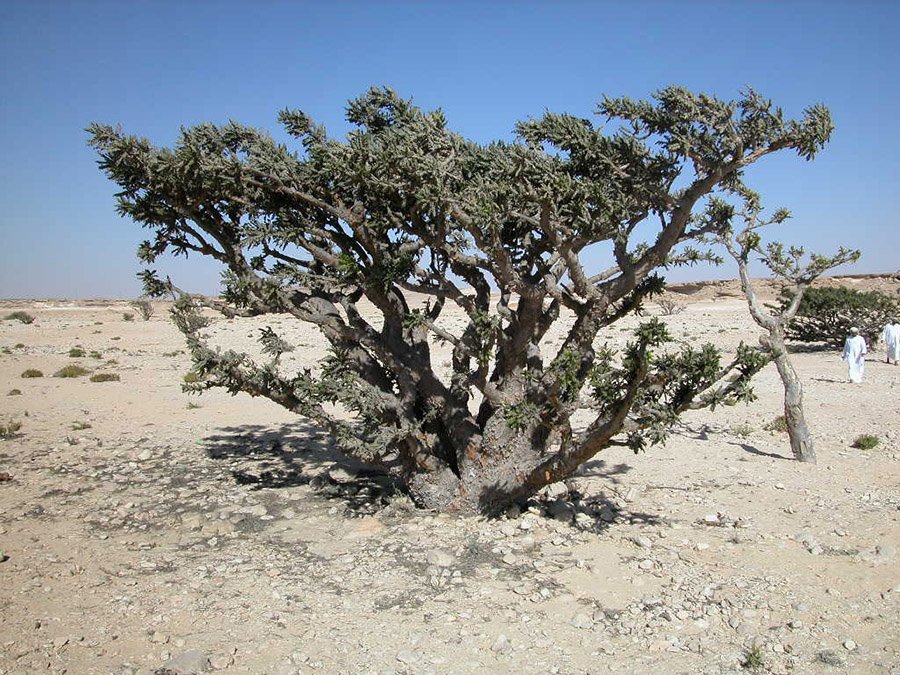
[518,520,533,531]
[695,542,710,551]
[638,559,655,571]
[875,544,896,559]
[209,654,234,669]
[630,535,653,549]
[842,639,857,651]
[502,554,517,565]
[161,649,210,674]
[396,650,419,664]
[426,550,454,568]
[571,613,593,629]
[774,482,785,490]
[490,634,510,653]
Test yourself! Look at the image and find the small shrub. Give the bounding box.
[183,371,201,384]
[130,299,154,321]
[1,347,10,354]
[89,350,102,359]
[111,336,121,341]
[186,401,202,409]
[68,347,86,358]
[14,343,25,349]
[0,420,23,438]
[729,423,754,438]
[764,415,788,433]
[851,434,879,450]
[20,369,43,378]
[71,421,92,430]
[741,644,765,670]
[658,298,686,316]
[122,313,134,322]
[162,350,183,357]
[5,311,34,324]
[7,389,22,396]
[90,373,120,383]
[53,365,90,378]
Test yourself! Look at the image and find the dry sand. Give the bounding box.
[0,278,898,674]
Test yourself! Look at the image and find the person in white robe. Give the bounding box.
[882,319,900,365]
[842,327,867,383]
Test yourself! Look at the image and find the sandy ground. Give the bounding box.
[0,283,898,675]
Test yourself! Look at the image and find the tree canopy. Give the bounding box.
[89,86,833,513]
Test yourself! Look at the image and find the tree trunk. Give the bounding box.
[762,333,816,463]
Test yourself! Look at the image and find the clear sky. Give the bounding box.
[1,0,897,298]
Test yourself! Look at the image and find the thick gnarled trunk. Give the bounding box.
[766,335,816,463]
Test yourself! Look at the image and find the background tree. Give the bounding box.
[777,286,899,348]
[709,198,859,463]
[89,86,832,514]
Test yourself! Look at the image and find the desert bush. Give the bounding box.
[186,401,202,410]
[130,299,154,321]
[89,373,120,382]
[68,347,86,358]
[5,311,34,324]
[14,343,25,349]
[71,421,92,430]
[7,389,22,396]
[20,369,43,378]
[851,434,879,450]
[122,312,134,322]
[741,644,765,671]
[90,86,832,514]
[729,423,754,438]
[764,415,788,433]
[779,286,899,348]
[0,420,23,438]
[89,350,102,359]
[658,298,686,315]
[53,365,90,378]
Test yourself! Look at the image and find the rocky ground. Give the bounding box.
[0,281,898,674]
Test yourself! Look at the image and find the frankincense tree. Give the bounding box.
[89,86,832,513]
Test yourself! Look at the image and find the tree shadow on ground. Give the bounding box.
[201,422,403,510]
[786,343,835,354]
[731,442,792,461]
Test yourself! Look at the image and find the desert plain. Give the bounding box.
[0,276,898,675]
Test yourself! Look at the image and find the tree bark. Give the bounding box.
[762,334,816,463]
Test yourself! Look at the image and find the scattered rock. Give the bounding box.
[426,549,454,568]
[160,649,210,674]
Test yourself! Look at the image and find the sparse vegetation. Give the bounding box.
[764,415,789,433]
[122,312,134,322]
[851,434,879,450]
[7,389,22,396]
[130,299,154,321]
[183,371,201,384]
[53,365,91,378]
[89,373,120,383]
[21,369,43,378]
[5,311,34,324]
[729,423,755,438]
[658,298,686,315]
[14,343,25,349]
[741,644,765,670]
[0,420,23,438]
[68,347,86,358]
[186,401,202,410]
[89,350,102,359]
[71,421,92,430]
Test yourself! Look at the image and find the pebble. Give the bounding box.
[571,613,593,629]
[843,639,857,651]
[161,649,210,674]
[426,550,454,568]
[490,634,510,653]
[396,650,419,664]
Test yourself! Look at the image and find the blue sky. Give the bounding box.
[1,0,897,298]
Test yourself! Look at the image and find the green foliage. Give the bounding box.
[780,286,899,348]
[68,347,85,358]
[5,311,34,324]
[122,312,135,322]
[88,85,834,511]
[90,373,120,382]
[20,369,43,378]
[53,365,90,378]
[183,370,201,384]
[851,434,879,450]
[741,644,765,671]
